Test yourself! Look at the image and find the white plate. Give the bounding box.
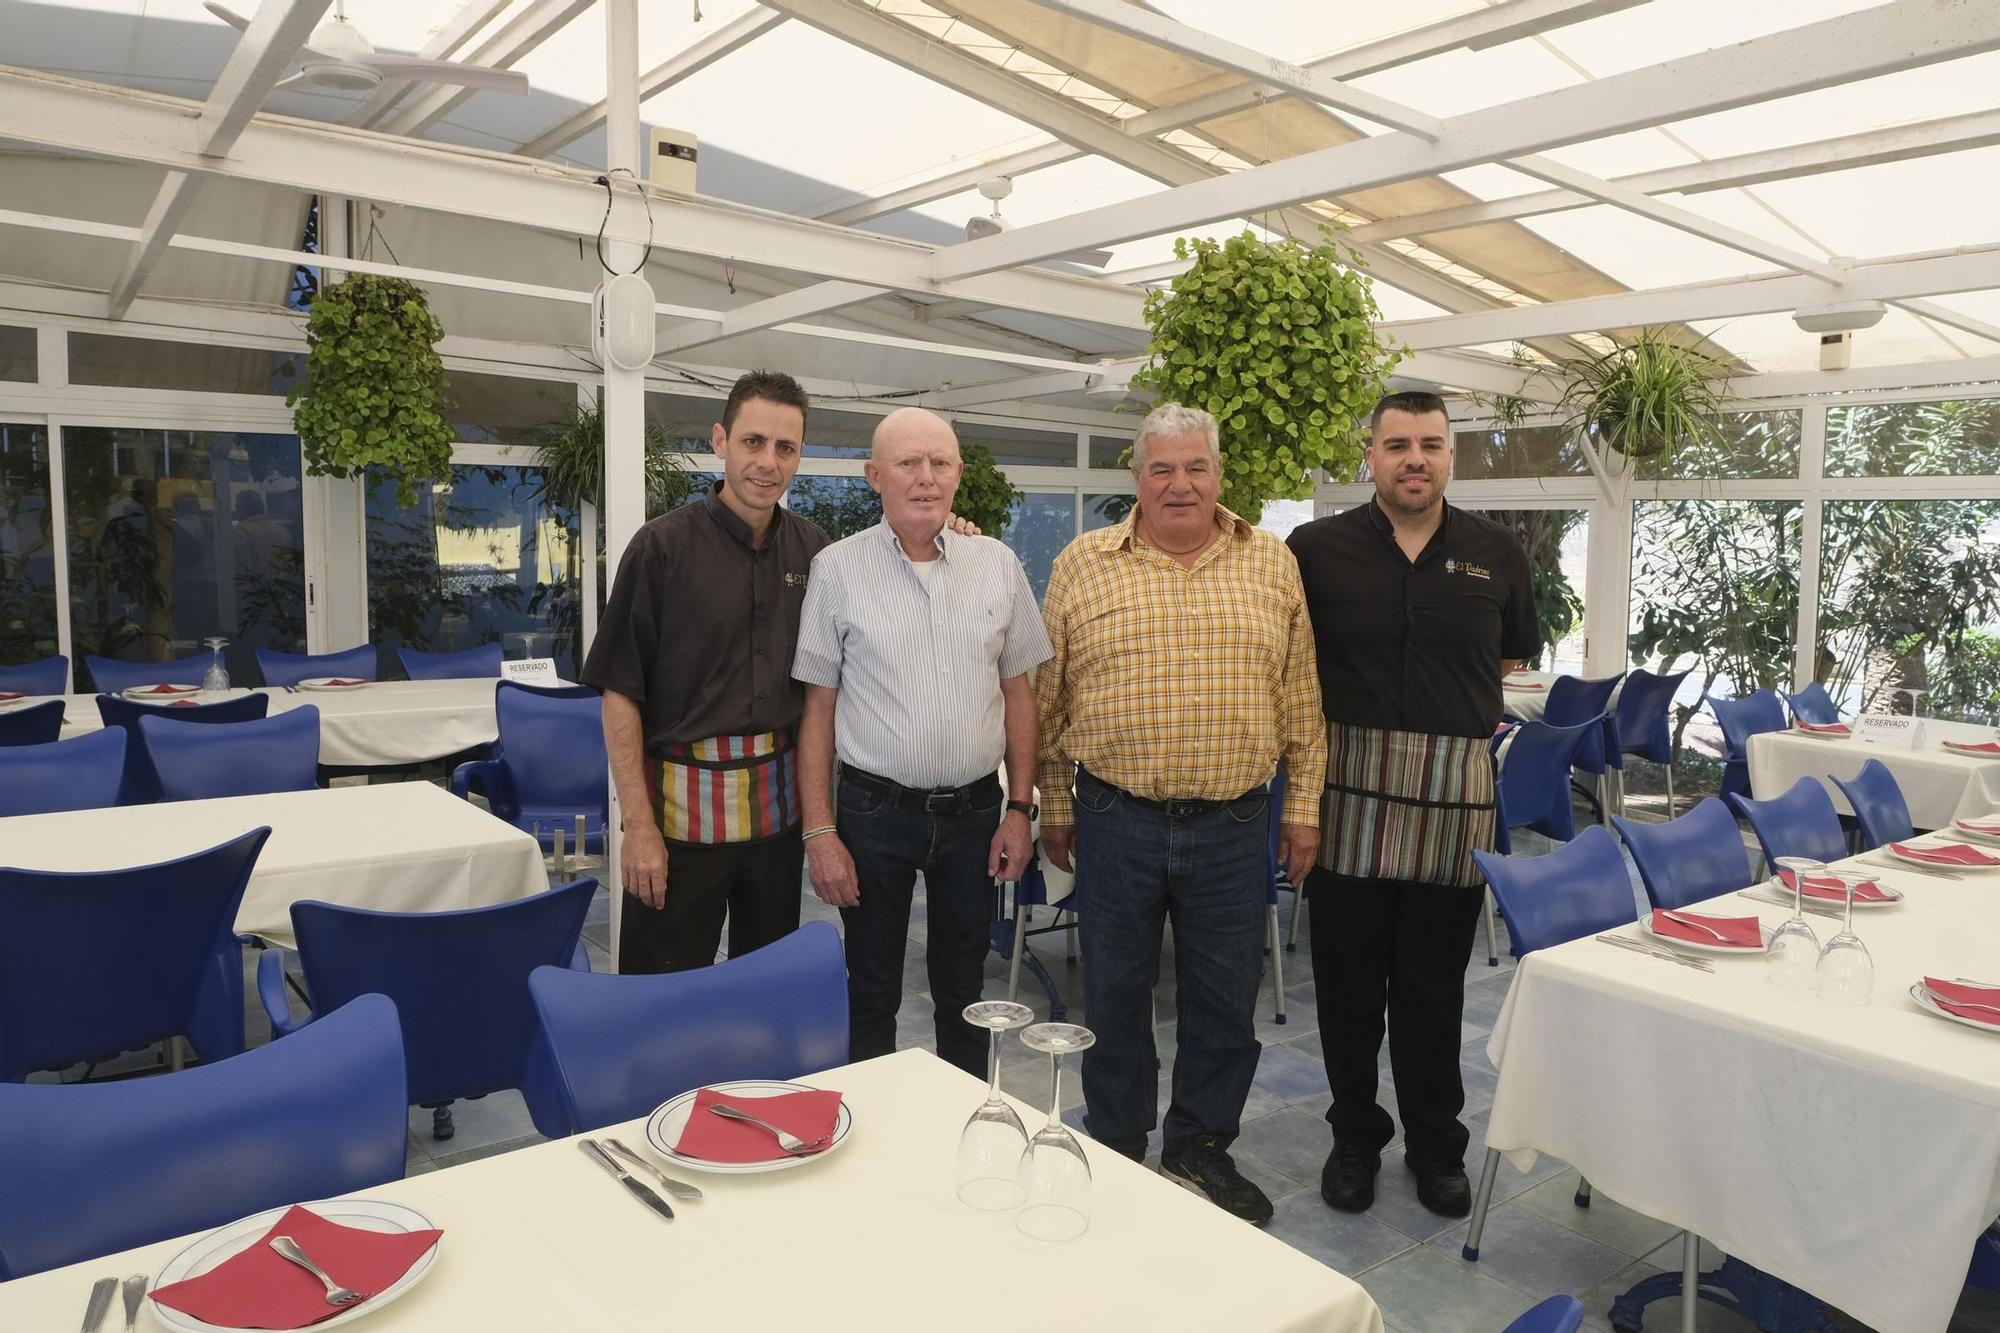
[1941,741,2000,758]
[298,677,373,692]
[1908,983,2000,1036]
[1791,726,1851,741]
[1883,841,2000,872]
[1767,876,1904,908]
[644,1079,853,1175]
[149,1198,440,1333]
[0,695,32,711]
[122,683,202,699]
[1951,819,2000,846]
[1638,914,1772,955]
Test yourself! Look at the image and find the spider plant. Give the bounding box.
[1553,327,1731,465]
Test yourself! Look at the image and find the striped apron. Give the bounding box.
[653,731,799,845]
[1317,720,1496,888]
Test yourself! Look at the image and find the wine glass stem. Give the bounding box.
[1046,1052,1063,1126]
[1792,873,1803,922]
[984,1028,1003,1104]
[1843,881,1854,934]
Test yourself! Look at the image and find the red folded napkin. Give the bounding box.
[139,683,195,694]
[149,1204,442,1330]
[1794,720,1851,736]
[1922,977,2000,1028]
[1649,908,1763,948]
[1954,816,2000,837]
[317,678,371,688]
[672,1087,843,1163]
[168,700,201,708]
[1889,840,2000,867]
[0,691,22,702]
[1776,869,1896,903]
[1508,682,1546,691]
[1943,740,2000,756]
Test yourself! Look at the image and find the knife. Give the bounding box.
[578,1138,673,1220]
[121,1275,146,1332]
[81,1277,116,1332]
[603,1137,703,1201]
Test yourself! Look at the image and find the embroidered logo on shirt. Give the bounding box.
[1445,558,1491,580]
[784,572,809,588]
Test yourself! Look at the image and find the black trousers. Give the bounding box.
[1307,868,1485,1169]
[618,833,804,974]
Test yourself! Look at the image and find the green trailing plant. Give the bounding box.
[1132,229,1403,523]
[953,442,1023,538]
[527,397,698,520]
[1553,327,1730,467]
[289,274,454,507]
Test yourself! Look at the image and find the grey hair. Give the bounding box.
[1131,403,1221,474]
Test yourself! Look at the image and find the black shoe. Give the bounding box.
[1160,1137,1274,1226]
[1407,1158,1472,1218]
[1320,1142,1380,1213]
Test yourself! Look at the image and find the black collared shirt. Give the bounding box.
[581,482,830,753]
[1287,499,1537,740]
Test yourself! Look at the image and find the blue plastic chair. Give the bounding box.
[1729,777,1848,872]
[1494,718,1601,853]
[0,699,64,746]
[1708,690,1786,801]
[1612,797,1756,910]
[261,877,596,1141]
[84,651,211,695]
[141,706,321,802]
[0,993,406,1281]
[0,654,67,695]
[521,918,847,1137]
[1541,675,1625,817]
[1830,758,1915,851]
[97,691,271,803]
[399,642,503,680]
[255,643,378,687]
[1972,1224,2000,1292]
[1782,681,1841,726]
[0,828,270,1082]
[452,683,608,854]
[0,728,127,816]
[1504,1295,1585,1333]
[1613,667,1691,816]
[996,854,1072,1021]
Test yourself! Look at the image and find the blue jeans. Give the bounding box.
[836,774,1000,1079]
[1072,767,1270,1157]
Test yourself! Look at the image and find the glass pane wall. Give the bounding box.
[1826,398,2000,477]
[0,424,58,667]
[787,475,880,540]
[999,492,1074,599]
[1479,509,1589,675]
[0,327,35,383]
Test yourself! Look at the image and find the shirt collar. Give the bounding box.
[1366,495,1455,543]
[876,520,952,562]
[1113,502,1251,552]
[702,480,778,550]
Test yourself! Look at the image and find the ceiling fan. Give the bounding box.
[965,177,1114,269]
[204,0,531,96]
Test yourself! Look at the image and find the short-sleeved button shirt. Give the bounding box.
[1288,499,1537,741]
[580,483,829,754]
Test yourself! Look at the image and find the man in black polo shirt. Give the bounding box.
[582,371,829,974]
[1287,390,1536,1219]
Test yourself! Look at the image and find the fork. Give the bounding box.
[603,1137,704,1200]
[1593,934,1714,972]
[1659,910,1732,943]
[705,1103,830,1154]
[268,1236,363,1307]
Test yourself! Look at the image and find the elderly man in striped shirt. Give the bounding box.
[1036,403,1326,1225]
[792,407,1051,1078]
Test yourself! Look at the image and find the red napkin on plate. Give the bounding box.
[138,683,194,695]
[1794,720,1851,736]
[672,1087,843,1163]
[1954,816,2000,837]
[168,700,201,708]
[1775,869,1896,903]
[1509,682,1546,691]
[1889,840,2000,867]
[1922,977,2000,1028]
[149,1204,441,1330]
[1943,740,2000,756]
[319,678,371,688]
[0,691,22,702]
[1649,908,1763,948]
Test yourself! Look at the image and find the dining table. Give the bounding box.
[0,781,550,948]
[1483,832,2000,1333]
[0,1048,1385,1332]
[1501,670,1562,722]
[1749,717,2000,830]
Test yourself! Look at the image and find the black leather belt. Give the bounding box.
[840,764,1001,814]
[1078,767,1262,816]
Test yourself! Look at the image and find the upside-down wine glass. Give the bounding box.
[1014,1022,1095,1242]
[1816,873,1875,1006]
[1766,855,1823,990]
[954,1000,1035,1210]
[201,636,230,695]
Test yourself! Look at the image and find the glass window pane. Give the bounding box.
[1089,435,1130,470]
[1083,492,1132,531]
[1475,509,1589,674]
[1453,424,1588,481]
[644,392,722,451]
[1634,410,1800,481]
[67,333,304,396]
[366,465,583,678]
[0,424,58,666]
[1817,499,2000,723]
[1826,398,2000,478]
[786,475,879,540]
[444,372,574,446]
[804,408,877,460]
[955,421,1075,468]
[64,428,305,688]
[0,326,34,383]
[999,493,1075,600]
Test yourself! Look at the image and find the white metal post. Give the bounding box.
[1794,403,1828,691]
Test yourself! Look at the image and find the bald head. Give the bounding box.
[866,407,963,540]
[871,406,959,461]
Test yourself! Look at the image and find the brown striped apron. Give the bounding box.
[1317,720,1496,887]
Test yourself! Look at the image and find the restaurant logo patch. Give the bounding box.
[1445,558,1492,580]
[785,572,809,588]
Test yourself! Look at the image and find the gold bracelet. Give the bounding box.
[801,824,838,841]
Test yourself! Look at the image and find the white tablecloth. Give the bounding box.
[0,1048,1382,1333]
[1501,671,1561,722]
[0,782,548,947]
[39,679,508,767]
[1749,719,2000,829]
[1485,846,2000,1333]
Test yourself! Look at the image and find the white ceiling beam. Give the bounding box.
[923,369,1095,410]
[107,0,332,319]
[374,0,593,139]
[810,141,1077,226]
[514,7,788,159]
[656,279,884,355]
[0,68,1144,329]
[1897,298,2000,346]
[933,0,2000,279]
[1725,352,2000,400]
[348,0,514,128]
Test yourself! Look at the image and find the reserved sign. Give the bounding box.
[500,658,562,685]
[1852,713,1924,751]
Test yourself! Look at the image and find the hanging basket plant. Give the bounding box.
[288,274,454,507]
[1553,327,1730,465]
[1131,228,1404,523]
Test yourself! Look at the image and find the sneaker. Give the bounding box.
[1320,1142,1380,1213]
[1406,1157,1472,1218]
[1160,1137,1274,1225]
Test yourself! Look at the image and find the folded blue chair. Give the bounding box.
[1729,776,1848,870]
[522,918,846,1137]
[1540,675,1626,821]
[0,828,270,1081]
[85,651,210,695]
[141,706,321,802]
[1782,680,1841,726]
[1613,797,1756,910]
[261,877,596,1140]
[1830,758,1915,851]
[1613,667,1691,816]
[0,728,127,816]
[0,698,64,746]
[97,691,271,803]
[399,642,503,680]
[1707,689,1786,801]
[1503,1295,1585,1333]
[0,993,406,1281]
[997,853,1073,1021]
[1494,718,1601,853]
[452,682,607,854]
[0,653,67,695]
[255,643,378,687]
